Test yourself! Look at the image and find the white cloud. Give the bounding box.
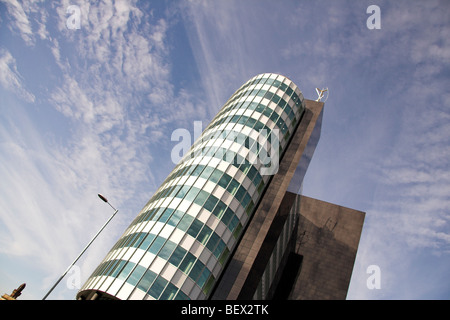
[1,0,34,45]
[0,49,35,102]
[0,0,177,298]
[1,0,51,45]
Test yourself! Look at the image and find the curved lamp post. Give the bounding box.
[42,194,119,300]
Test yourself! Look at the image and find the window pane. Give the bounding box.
[271,94,281,104]
[206,232,220,253]
[247,166,258,181]
[273,79,281,87]
[262,107,272,118]
[185,187,200,202]
[197,225,212,245]
[159,240,176,260]
[148,275,168,299]
[270,111,279,123]
[212,200,226,219]
[228,216,239,231]
[192,165,205,176]
[189,259,205,282]
[174,290,189,300]
[149,236,165,254]
[218,173,231,189]
[255,104,265,113]
[159,208,174,223]
[168,246,187,267]
[204,194,218,212]
[246,117,256,128]
[177,185,190,198]
[226,179,239,195]
[117,261,135,281]
[194,190,209,206]
[286,87,293,96]
[240,162,251,175]
[242,192,251,208]
[180,252,196,274]
[167,209,184,227]
[137,269,157,292]
[213,240,226,258]
[139,233,155,250]
[127,265,146,286]
[235,185,246,202]
[187,219,203,238]
[131,233,147,248]
[200,166,214,179]
[222,208,234,226]
[210,169,223,183]
[178,214,193,232]
[198,267,211,288]
[160,282,179,300]
[110,260,126,277]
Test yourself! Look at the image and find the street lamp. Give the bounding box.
[42,194,119,300]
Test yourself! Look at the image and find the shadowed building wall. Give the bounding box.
[288,196,365,300]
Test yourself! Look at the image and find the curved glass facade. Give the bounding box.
[77,73,305,300]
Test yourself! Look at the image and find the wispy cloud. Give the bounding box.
[0,0,187,298]
[1,0,34,45]
[0,49,35,102]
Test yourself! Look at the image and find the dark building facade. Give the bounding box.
[287,196,365,300]
[76,74,364,300]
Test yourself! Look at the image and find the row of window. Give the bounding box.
[208,90,301,142]
[222,74,301,116]
[109,227,228,264]
[193,128,272,158]
[90,257,210,300]
[201,77,303,158]
[152,163,260,207]
[134,145,265,225]
[214,91,298,132]
[193,96,303,169]
[137,165,256,220]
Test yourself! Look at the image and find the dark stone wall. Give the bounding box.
[288,196,365,300]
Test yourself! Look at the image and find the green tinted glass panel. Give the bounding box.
[139,234,155,250]
[159,241,176,259]
[168,246,187,267]
[160,282,178,300]
[137,269,157,292]
[197,225,212,245]
[187,219,203,238]
[149,236,165,254]
[180,252,196,274]
[178,214,194,232]
[127,265,146,286]
[148,275,168,299]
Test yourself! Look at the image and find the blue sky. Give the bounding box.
[0,0,449,300]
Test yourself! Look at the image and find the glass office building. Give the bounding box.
[77,73,306,300]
